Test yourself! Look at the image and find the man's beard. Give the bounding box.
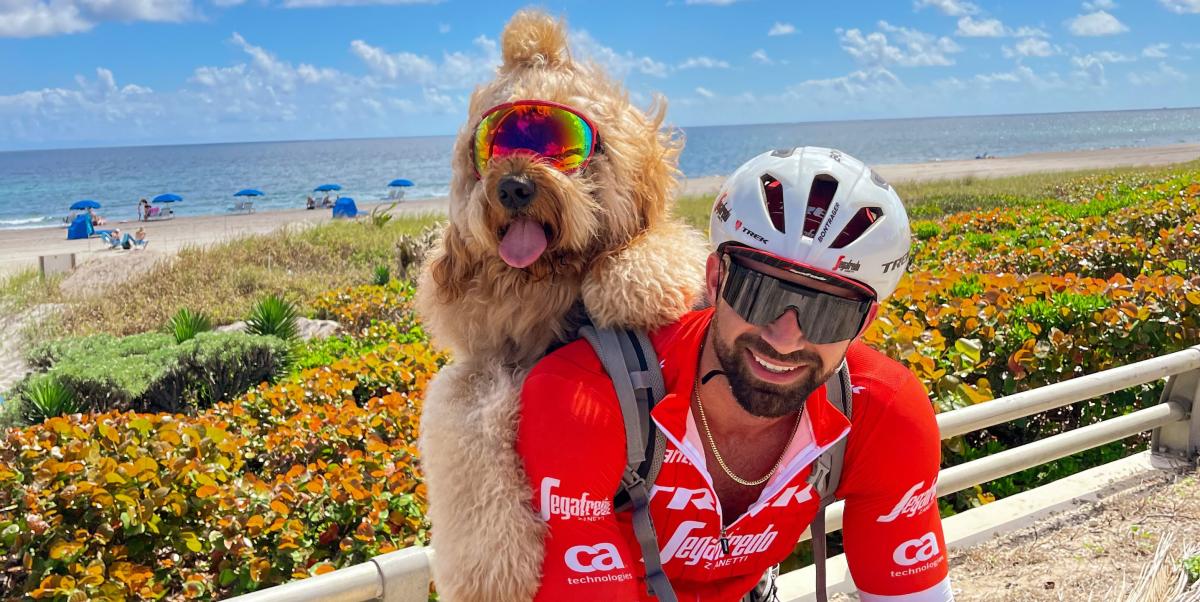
[712,322,833,418]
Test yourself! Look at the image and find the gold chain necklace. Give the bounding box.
[693,375,802,487]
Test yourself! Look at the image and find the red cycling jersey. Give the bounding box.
[517,309,952,601]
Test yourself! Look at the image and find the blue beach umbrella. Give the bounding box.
[388,179,414,188]
[153,193,183,203]
[234,189,264,197]
[314,184,342,192]
[70,199,101,210]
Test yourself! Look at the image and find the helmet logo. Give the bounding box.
[881,251,911,274]
[714,193,731,223]
[834,255,861,273]
[735,219,742,230]
[816,203,841,243]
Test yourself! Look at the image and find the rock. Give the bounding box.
[214,318,340,341]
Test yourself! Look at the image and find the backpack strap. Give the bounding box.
[578,326,676,602]
[806,362,853,602]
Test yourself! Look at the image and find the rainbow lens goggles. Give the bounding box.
[472,100,600,179]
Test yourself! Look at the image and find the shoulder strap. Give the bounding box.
[807,362,853,602]
[578,326,676,602]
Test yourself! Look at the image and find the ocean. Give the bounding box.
[1,107,1198,230]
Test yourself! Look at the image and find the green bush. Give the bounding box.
[247,295,299,341]
[168,307,212,343]
[11,332,290,421]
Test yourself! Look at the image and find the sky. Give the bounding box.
[1,0,1198,150]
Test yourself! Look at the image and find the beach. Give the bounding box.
[2,142,1197,279]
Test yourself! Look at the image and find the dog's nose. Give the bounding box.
[497,175,536,211]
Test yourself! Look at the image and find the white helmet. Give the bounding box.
[709,147,911,301]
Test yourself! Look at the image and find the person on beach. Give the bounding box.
[306,196,316,210]
[516,148,952,602]
[138,198,150,221]
[88,208,106,226]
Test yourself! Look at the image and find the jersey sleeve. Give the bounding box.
[837,368,953,601]
[516,362,644,602]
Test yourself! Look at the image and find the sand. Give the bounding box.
[2,143,1198,279]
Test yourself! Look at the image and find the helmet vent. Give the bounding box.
[761,174,786,233]
[803,175,839,239]
[830,206,883,249]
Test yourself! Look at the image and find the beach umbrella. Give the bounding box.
[153,193,183,203]
[70,199,101,210]
[388,179,414,188]
[234,189,264,197]
[314,184,342,192]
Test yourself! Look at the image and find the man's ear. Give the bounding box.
[705,252,723,308]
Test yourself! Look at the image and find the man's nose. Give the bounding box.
[759,308,807,354]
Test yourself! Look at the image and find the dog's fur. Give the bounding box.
[416,10,709,601]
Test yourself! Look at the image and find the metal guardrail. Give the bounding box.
[225,345,1200,602]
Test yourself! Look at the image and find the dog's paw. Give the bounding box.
[582,220,708,330]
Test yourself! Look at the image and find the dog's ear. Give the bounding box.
[628,95,683,230]
[501,9,570,70]
[430,224,477,302]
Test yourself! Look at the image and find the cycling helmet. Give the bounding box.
[709,147,911,302]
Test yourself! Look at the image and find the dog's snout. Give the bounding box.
[497,175,536,210]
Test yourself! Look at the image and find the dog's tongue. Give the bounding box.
[499,217,548,268]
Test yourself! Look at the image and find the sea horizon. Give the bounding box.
[3,104,1197,155]
[2,105,1199,230]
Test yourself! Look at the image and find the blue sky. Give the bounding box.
[1,0,1198,150]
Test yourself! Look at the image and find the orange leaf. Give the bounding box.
[196,485,219,498]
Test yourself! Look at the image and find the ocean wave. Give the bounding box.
[0,216,58,229]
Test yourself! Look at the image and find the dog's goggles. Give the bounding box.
[472,100,599,178]
[720,245,877,345]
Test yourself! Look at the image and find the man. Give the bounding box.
[517,148,952,601]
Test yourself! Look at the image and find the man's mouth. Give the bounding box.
[749,350,801,374]
[498,216,552,268]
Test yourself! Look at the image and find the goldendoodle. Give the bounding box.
[416,9,709,602]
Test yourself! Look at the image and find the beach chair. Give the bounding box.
[230,200,255,213]
[145,206,174,221]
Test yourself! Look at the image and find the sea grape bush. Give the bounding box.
[871,173,1200,509]
[0,340,442,600]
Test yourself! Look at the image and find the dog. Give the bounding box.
[415,9,709,602]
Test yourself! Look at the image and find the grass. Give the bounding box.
[47,213,445,337]
[0,269,65,309]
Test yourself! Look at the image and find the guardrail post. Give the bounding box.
[1150,356,1200,466]
[372,547,434,602]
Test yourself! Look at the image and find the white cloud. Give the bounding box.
[1067,11,1129,36]
[973,65,1064,89]
[913,0,978,16]
[1184,42,1200,50]
[1142,43,1169,58]
[1013,26,1050,38]
[569,30,668,78]
[1159,0,1200,13]
[955,16,1005,37]
[695,87,715,98]
[751,49,772,64]
[1083,0,1117,9]
[1070,54,1108,86]
[788,66,904,100]
[1128,62,1189,85]
[767,22,795,36]
[1003,37,1058,58]
[678,56,729,69]
[0,68,158,141]
[1088,50,1136,62]
[838,21,962,67]
[438,23,450,34]
[350,35,499,88]
[0,0,193,37]
[281,0,438,7]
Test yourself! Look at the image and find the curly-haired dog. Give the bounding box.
[415,9,709,602]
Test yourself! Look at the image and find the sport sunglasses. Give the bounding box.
[719,245,878,345]
[471,100,601,179]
